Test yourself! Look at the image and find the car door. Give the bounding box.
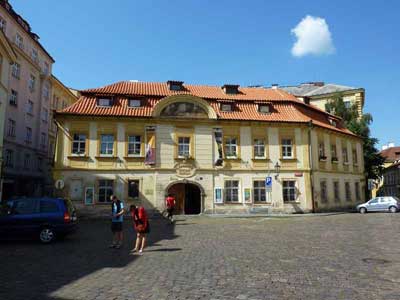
[378,198,389,211]
[367,198,379,211]
[10,198,40,236]
[0,201,15,237]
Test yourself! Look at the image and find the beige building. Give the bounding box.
[280,82,365,117]
[54,81,365,214]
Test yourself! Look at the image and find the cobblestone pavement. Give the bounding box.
[1,213,400,300]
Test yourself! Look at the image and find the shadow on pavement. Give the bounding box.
[0,214,178,300]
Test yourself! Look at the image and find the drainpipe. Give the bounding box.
[308,121,315,213]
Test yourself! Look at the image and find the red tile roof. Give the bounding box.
[380,147,400,163]
[58,81,357,137]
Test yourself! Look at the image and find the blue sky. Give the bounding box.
[11,0,400,148]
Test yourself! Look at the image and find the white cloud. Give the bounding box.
[291,15,335,57]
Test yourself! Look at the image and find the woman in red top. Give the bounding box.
[165,194,176,224]
[130,205,149,254]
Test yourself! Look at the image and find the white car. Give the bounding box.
[356,196,400,214]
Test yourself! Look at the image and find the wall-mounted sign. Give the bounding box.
[244,188,252,203]
[55,179,65,190]
[175,160,196,178]
[85,187,94,205]
[214,188,223,204]
[294,172,303,177]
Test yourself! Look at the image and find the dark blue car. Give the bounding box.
[0,197,77,243]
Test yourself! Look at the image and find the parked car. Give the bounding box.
[356,196,400,214]
[0,197,77,243]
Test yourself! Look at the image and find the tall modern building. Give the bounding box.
[0,0,77,199]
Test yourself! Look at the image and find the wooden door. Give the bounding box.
[168,183,185,214]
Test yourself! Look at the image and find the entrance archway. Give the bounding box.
[167,182,202,215]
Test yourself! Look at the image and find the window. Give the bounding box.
[331,144,338,161]
[31,48,38,63]
[71,134,86,155]
[98,98,112,107]
[7,119,16,137]
[98,180,113,203]
[319,141,326,159]
[25,127,32,143]
[178,136,190,158]
[26,100,34,114]
[369,198,378,204]
[334,181,340,202]
[24,153,30,170]
[344,101,351,109]
[40,200,58,213]
[5,149,14,167]
[253,180,266,202]
[283,180,296,202]
[282,139,293,159]
[254,139,265,158]
[9,90,18,105]
[0,16,6,32]
[12,63,20,79]
[128,135,141,156]
[220,103,233,112]
[258,104,270,114]
[43,84,49,100]
[15,33,23,49]
[345,182,351,201]
[37,157,43,171]
[160,102,208,118]
[100,134,114,155]
[128,180,139,199]
[128,99,141,108]
[224,137,238,158]
[28,75,36,92]
[355,182,360,201]
[40,133,47,149]
[342,147,349,164]
[13,199,37,214]
[320,180,327,203]
[224,180,239,202]
[353,149,358,165]
[43,62,49,76]
[41,108,48,122]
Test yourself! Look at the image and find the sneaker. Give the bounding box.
[138,249,143,254]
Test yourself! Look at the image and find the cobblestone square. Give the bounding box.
[1,213,400,300]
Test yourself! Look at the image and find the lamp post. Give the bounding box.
[274,162,281,180]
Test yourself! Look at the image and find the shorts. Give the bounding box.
[111,222,123,232]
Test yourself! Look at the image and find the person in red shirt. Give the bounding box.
[130,205,149,254]
[165,194,176,224]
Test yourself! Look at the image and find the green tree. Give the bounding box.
[325,93,384,183]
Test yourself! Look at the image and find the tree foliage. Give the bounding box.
[325,93,384,180]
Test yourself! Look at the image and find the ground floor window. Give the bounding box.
[253,180,266,202]
[345,182,351,201]
[283,180,296,202]
[355,182,360,201]
[98,180,113,203]
[224,180,239,202]
[128,179,139,199]
[320,180,328,203]
[333,181,340,202]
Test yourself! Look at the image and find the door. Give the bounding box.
[70,180,83,201]
[168,183,185,214]
[367,198,379,211]
[185,184,201,214]
[8,198,40,237]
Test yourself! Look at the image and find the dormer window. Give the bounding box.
[167,80,184,91]
[329,118,337,127]
[128,99,141,108]
[222,84,240,94]
[98,98,112,107]
[220,103,233,112]
[258,104,271,114]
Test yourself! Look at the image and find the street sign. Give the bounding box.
[265,176,272,187]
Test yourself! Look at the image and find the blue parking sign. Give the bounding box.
[265,176,272,187]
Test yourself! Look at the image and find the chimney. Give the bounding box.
[222,84,240,94]
[271,84,279,89]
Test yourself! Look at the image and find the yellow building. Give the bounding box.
[281,82,365,117]
[54,81,365,214]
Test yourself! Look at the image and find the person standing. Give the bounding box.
[130,205,149,254]
[109,195,124,249]
[165,193,176,224]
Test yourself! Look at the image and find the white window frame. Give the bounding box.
[127,135,141,156]
[12,62,20,79]
[224,180,239,203]
[283,180,297,202]
[7,119,16,137]
[100,134,114,156]
[43,84,50,100]
[31,48,38,63]
[28,75,36,92]
[282,139,293,159]
[177,136,190,158]
[72,133,86,155]
[253,139,266,159]
[9,90,17,105]
[15,33,23,49]
[224,137,238,158]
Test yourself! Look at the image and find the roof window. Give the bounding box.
[220,103,233,112]
[128,99,142,108]
[329,118,337,127]
[97,98,113,107]
[167,80,184,91]
[222,84,240,94]
[258,104,271,114]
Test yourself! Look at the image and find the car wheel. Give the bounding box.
[389,206,397,213]
[359,207,367,214]
[39,227,55,243]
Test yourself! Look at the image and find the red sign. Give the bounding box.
[294,172,303,177]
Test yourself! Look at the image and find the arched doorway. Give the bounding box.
[167,182,202,215]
